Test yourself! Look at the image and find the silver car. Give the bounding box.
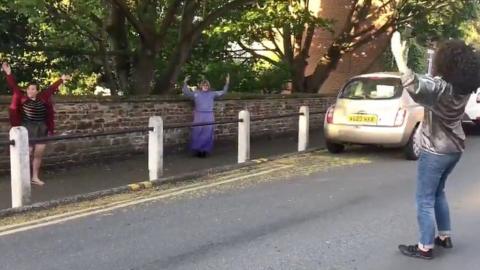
[324,72,424,160]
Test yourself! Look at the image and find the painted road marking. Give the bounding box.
[0,165,293,237]
[0,151,371,237]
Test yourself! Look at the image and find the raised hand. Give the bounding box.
[184,75,190,84]
[61,74,72,82]
[390,31,409,73]
[1,62,11,75]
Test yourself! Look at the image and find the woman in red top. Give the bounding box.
[2,62,71,186]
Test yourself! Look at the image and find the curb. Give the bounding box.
[0,148,323,218]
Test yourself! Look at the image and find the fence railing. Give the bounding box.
[7,106,324,208]
[29,127,154,144]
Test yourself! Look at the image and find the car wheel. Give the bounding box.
[326,141,345,154]
[405,126,421,160]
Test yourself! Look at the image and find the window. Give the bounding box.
[340,77,403,100]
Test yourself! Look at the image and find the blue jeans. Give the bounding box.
[416,150,461,248]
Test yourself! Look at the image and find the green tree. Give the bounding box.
[460,4,480,49]
[1,0,109,94]
[7,0,257,95]
[384,1,480,75]
[182,26,289,94]
[218,0,479,93]
[214,0,331,93]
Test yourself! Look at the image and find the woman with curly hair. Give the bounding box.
[391,32,480,260]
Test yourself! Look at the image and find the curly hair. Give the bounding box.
[433,40,480,95]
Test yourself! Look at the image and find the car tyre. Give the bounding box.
[405,126,421,160]
[326,141,345,154]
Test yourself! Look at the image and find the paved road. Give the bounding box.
[0,128,479,270]
[0,130,325,209]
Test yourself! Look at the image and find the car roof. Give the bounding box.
[351,72,402,79]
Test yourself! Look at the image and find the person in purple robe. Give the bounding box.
[182,74,230,157]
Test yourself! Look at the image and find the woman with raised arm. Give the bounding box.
[182,74,229,157]
[2,62,71,186]
[391,32,480,260]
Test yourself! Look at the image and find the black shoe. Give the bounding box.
[435,237,453,248]
[398,244,433,260]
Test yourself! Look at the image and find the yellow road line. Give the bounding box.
[0,179,228,233]
[0,165,293,237]
[0,174,252,233]
[0,198,134,232]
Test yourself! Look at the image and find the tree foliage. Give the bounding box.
[214,0,332,92]
[2,0,256,95]
[384,1,480,75]
[1,0,478,95]
[218,0,479,93]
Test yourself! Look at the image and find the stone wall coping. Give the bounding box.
[0,93,336,104]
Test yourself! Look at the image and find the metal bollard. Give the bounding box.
[298,106,309,152]
[148,116,163,181]
[10,127,31,208]
[238,110,250,163]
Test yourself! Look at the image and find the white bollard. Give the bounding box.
[148,116,163,181]
[10,127,31,208]
[298,106,309,152]
[238,110,250,163]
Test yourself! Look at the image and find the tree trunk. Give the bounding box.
[152,1,198,94]
[105,3,131,93]
[291,57,308,92]
[154,37,195,95]
[133,46,156,95]
[305,44,343,93]
[99,44,118,95]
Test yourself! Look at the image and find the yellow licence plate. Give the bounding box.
[348,114,378,124]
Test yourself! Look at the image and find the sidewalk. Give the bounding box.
[0,130,325,210]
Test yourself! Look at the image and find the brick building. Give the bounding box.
[308,0,390,94]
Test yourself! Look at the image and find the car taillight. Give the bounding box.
[394,108,407,126]
[326,105,335,124]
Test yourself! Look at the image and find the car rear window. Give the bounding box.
[340,77,403,100]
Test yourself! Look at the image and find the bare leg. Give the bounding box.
[31,144,46,186]
[29,146,33,178]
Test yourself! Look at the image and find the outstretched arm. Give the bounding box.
[391,32,441,108]
[214,73,229,98]
[42,74,71,98]
[401,71,445,108]
[182,75,195,99]
[2,63,22,95]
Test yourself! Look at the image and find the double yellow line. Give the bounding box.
[0,164,293,237]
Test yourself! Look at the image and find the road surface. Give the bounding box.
[0,129,479,270]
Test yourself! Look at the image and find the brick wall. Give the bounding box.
[0,94,336,172]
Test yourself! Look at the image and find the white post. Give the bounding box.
[238,110,250,163]
[10,127,31,208]
[298,106,309,152]
[148,116,163,181]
